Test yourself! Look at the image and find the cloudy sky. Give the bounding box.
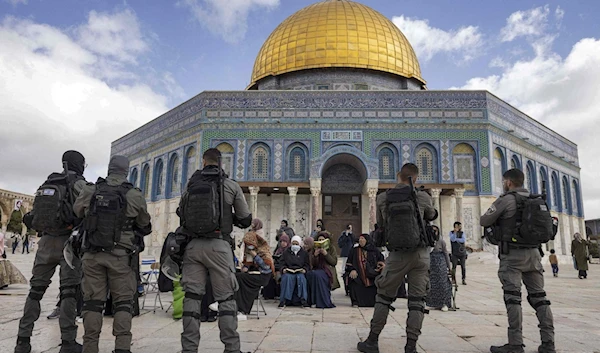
[1,0,599,218]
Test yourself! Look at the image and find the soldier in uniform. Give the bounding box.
[358,163,437,353]
[74,155,151,353]
[179,148,252,353]
[480,169,555,353]
[15,151,88,353]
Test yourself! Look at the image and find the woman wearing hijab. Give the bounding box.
[234,219,274,318]
[307,231,340,308]
[572,232,589,279]
[263,234,290,299]
[279,235,310,307]
[345,234,384,307]
[426,226,452,311]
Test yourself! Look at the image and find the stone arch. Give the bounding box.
[311,145,378,180]
[525,161,537,193]
[321,153,368,194]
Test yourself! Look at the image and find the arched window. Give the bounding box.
[452,143,475,183]
[511,155,521,170]
[154,159,164,198]
[415,146,436,182]
[141,164,150,199]
[378,146,396,180]
[539,167,549,205]
[551,172,560,211]
[562,176,571,214]
[572,180,580,216]
[182,146,196,189]
[167,154,179,197]
[250,144,269,180]
[526,162,536,193]
[288,146,307,180]
[493,148,506,194]
[216,143,235,178]
[130,168,138,188]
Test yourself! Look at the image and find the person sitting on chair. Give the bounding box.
[279,236,310,307]
[307,231,339,308]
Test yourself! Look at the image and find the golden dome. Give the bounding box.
[248,0,425,89]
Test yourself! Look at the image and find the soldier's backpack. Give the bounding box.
[83,178,133,251]
[384,187,423,250]
[179,170,222,237]
[510,192,555,245]
[30,171,82,234]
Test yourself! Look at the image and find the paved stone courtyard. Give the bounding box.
[1,251,599,353]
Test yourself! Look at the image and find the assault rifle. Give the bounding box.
[408,177,435,247]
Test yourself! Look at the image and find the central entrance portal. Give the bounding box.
[320,153,367,253]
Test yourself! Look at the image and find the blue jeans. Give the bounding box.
[280,273,308,304]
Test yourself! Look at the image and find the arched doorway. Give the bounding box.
[321,153,366,252]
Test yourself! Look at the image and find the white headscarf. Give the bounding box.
[291,235,303,254]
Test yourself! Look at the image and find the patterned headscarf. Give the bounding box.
[243,230,274,273]
[303,236,314,250]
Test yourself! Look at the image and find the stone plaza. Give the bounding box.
[1,252,598,353]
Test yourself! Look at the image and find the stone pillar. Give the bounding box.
[367,187,378,231]
[455,188,465,223]
[287,187,298,230]
[310,187,321,229]
[248,186,260,219]
[430,188,442,227]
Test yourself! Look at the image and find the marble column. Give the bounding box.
[430,188,442,227]
[248,186,260,219]
[287,187,298,230]
[368,187,378,231]
[310,187,321,228]
[455,188,465,223]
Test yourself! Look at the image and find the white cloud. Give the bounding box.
[0,14,170,195]
[500,5,550,42]
[75,9,148,64]
[392,15,483,62]
[178,0,280,44]
[456,37,600,218]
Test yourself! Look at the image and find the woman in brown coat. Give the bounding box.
[571,232,589,279]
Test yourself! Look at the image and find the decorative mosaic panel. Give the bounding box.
[441,140,451,181]
[274,141,283,181]
[402,143,411,165]
[236,140,246,180]
[321,130,363,141]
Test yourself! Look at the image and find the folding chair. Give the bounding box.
[253,286,267,319]
[140,258,163,312]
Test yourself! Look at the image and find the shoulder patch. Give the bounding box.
[485,205,497,215]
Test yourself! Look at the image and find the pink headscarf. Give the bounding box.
[251,218,263,231]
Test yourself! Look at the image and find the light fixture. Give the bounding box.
[273,187,279,191]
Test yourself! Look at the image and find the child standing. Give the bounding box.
[549,249,559,277]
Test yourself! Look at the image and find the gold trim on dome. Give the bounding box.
[248,0,425,89]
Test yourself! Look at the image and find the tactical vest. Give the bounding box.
[384,187,424,250]
[180,168,233,237]
[498,192,554,248]
[83,178,134,252]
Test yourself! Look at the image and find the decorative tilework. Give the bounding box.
[441,140,451,181]
[311,145,379,179]
[236,140,246,180]
[274,141,283,180]
[402,144,411,165]
[321,131,363,141]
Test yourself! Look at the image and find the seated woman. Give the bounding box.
[279,236,310,307]
[235,219,274,317]
[263,234,289,299]
[426,225,452,311]
[345,234,384,307]
[307,232,339,308]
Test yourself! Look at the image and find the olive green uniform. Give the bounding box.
[367,184,436,343]
[74,173,151,353]
[480,188,554,347]
[17,176,87,344]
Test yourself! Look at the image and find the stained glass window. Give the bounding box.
[169,155,179,195]
[562,177,570,213]
[155,159,164,196]
[416,148,434,182]
[289,147,306,179]
[142,165,150,199]
[453,143,475,183]
[216,143,235,177]
[185,147,196,185]
[551,174,559,209]
[571,180,579,215]
[378,147,395,180]
[130,168,138,188]
[493,148,504,194]
[526,163,535,193]
[252,146,269,180]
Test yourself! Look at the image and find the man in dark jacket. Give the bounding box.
[15,151,88,353]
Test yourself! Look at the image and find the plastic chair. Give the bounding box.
[253,286,267,319]
[140,258,163,312]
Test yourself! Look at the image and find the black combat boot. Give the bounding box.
[14,337,31,353]
[490,344,525,353]
[538,341,556,353]
[357,332,379,353]
[405,338,418,353]
[59,340,82,353]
